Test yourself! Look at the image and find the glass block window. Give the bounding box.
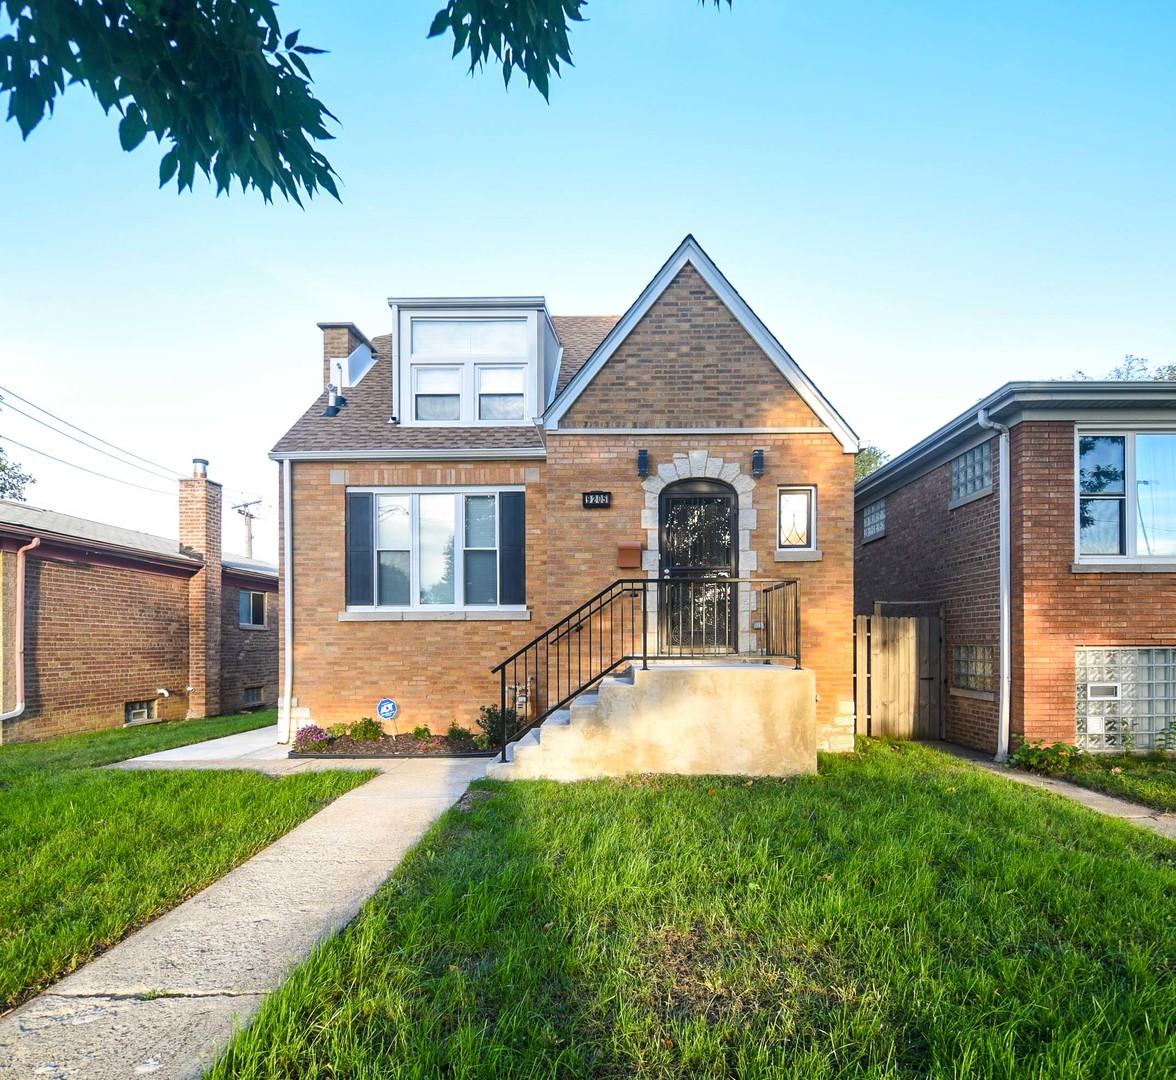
[953,645,996,693]
[862,498,886,541]
[951,442,993,502]
[243,687,263,706]
[1076,647,1175,751]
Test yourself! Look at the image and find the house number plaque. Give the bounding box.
[582,491,612,509]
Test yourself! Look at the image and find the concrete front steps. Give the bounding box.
[486,660,817,781]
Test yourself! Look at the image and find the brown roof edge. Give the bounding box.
[0,526,202,573]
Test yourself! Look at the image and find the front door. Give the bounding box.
[659,479,737,652]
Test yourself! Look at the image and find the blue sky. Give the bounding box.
[1,0,1173,561]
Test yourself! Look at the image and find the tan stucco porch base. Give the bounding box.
[493,663,817,781]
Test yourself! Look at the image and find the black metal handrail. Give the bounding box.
[490,577,800,761]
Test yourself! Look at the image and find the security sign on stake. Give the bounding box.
[377,698,398,722]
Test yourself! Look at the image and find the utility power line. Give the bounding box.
[0,383,188,480]
[0,398,182,483]
[0,434,178,498]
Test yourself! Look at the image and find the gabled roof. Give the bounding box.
[855,380,1176,505]
[550,315,620,397]
[543,235,860,452]
[0,500,276,576]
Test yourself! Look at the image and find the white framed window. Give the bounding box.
[400,313,536,425]
[347,487,526,610]
[951,442,993,503]
[953,644,996,693]
[1076,431,1176,560]
[777,486,817,550]
[239,590,266,627]
[862,498,886,541]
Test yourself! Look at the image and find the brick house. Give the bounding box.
[271,236,861,773]
[0,462,278,743]
[855,381,1176,756]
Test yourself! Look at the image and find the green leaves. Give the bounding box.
[0,0,340,204]
[427,1,732,100]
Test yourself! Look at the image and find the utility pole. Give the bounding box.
[232,499,262,558]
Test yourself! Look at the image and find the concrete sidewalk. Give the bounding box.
[0,751,487,1079]
[929,741,1176,841]
[109,723,379,776]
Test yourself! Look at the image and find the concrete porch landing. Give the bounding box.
[0,742,486,1079]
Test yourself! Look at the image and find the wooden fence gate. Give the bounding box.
[854,615,944,739]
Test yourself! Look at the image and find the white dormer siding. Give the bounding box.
[391,300,552,427]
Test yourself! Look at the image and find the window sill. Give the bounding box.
[238,623,270,631]
[948,486,993,511]
[861,530,886,544]
[949,687,996,702]
[338,608,532,622]
[1071,561,1176,573]
[774,549,823,562]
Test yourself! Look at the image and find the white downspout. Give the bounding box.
[0,536,42,725]
[279,458,294,743]
[977,408,1012,761]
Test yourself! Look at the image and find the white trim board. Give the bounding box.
[543,235,860,454]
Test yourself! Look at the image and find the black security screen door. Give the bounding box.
[659,479,737,652]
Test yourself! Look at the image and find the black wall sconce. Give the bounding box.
[751,448,765,478]
[637,448,650,478]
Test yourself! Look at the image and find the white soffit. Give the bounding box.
[543,235,859,453]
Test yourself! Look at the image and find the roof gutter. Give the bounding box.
[268,447,546,463]
[977,407,1012,762]
[0,536,41,726]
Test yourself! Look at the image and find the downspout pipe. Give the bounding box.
[0,536,42,725]
[279,458,295,743]
[977,408,1012,761]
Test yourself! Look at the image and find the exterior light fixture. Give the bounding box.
[637,449,650,477]
[751,448,765,478]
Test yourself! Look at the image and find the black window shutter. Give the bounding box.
[499,492,526,605]
[346,493,374,606]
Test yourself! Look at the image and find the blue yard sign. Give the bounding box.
[377,698,398,722]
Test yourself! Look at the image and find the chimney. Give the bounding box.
[179,457,222,719]
[317,322,370,390]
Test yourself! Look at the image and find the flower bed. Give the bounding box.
[289,722,495,759]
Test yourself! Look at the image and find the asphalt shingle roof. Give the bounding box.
[0,500,275,575]
[272,318,619,457]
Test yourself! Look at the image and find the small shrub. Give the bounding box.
[412,724,432,741]
[1010,739,1081,776]
[447,722,472,742]
[327,723,350,738]
[477,704,518,747]
[350,717,384,742]
[293,724,332,753]
[474,734,490,751]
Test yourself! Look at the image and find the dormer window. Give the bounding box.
[399,311,537,425]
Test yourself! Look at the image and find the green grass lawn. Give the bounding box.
[1014,750,1176,813]
[210,740,1175,1080]
[0,711,375,1009]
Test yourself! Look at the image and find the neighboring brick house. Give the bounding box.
[0,463,278,743]
[855,381,1176,756]
[271,236,861,760]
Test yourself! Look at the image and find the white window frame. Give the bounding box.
[411,364,463,422]
[348,486,526,612]
[777,485,818,552]
[862,498,886,542]
[398,310,537,427]
[239,589,266,628]
[1074,427,1176,564]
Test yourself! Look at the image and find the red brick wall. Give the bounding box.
[1011,422,1176,745]
[2,552,190,743]
[854,437,1001,751]
[219,572,279,713]
[180,476,222,718]
[560,263,826,430]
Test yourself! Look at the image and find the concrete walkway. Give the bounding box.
[929,741,1176,841]
[0,731,487,1079]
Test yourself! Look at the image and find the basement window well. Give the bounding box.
[124,700,157,725]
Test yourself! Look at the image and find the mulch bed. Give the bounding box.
[288,732,495,759]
